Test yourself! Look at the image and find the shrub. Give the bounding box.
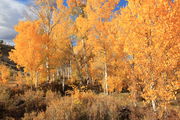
[45,90,61,104]
[22,112,38,120]
[20,90,46,113]
[32,92,132,120]
[0,86,10,103]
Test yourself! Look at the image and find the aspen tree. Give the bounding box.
[9,21,46,87]
[75,0,126,94]
[119,0,180,111]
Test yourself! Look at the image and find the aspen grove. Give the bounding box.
[0,0,178,119]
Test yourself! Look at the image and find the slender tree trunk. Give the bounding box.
[62,71,65,92]
[52,73,55,82]
[35,71,39,88]
[56,68,59,80]
[147,29,157,111]
[152,100,156,111]
[82,38,91,85]
[132,78,137,107]
[150,72,156,111]
[69,60,72,78]
[130,58,138,107]
[150,82,156,111]
[104,62,108,95]
[67,66,70,80]
[60,68,62,77]
[73,49,84,83]
[70,43,84,84]
[46,57,50,82]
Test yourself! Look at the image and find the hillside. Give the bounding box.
[0,43,17,70]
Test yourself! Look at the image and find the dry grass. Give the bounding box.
[0,85,179,120]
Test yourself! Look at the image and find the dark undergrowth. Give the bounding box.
[0,82,179,120]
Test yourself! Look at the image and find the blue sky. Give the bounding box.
[115,0,128,11]
[63,0,128,10]
[16,0,29,3]
[0,0,27,45]
[15,0,33,5]
[0,0,127,45]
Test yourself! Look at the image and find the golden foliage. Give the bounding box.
[7,0,180,113]
[0,65,11,84]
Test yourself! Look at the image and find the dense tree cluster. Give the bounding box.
[8,0,180,113]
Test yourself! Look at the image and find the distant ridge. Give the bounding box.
[0,42,17,70]
[0,40,14,46]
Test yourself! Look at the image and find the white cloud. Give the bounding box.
[0,0,28,45]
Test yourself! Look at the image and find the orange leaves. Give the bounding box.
[0,65,11,84]
[7,0,179,109]
[73,0,127,93]
[108,76,123,93]
[76,16,89,36]
[120,0,180,110]
[10,20,45,73]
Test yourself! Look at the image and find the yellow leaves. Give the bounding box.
[0,64,11,84]
[56,0,64,8]
[76,16,89,36]
[108,76,123,93]
[9,20,48,86]
[15,72,25,85]
[6,1,179,112]
[119,0,180,110]
[73,0,127,93]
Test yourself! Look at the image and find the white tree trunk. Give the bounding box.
[52,73,55,82]
[62,71,65,92]
[56,68,59,79]
[35,71,39,88]
[70,60,72,77]
[67,67,70,80]
[104,62,108,95]
[152,100,156,111]
[150,81,156,111]
[46,60,50,82]
[82,38,91,85]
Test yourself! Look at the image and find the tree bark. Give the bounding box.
[35,71,39,88]
[62,71,65,92]
[46,57,50,82]
[152,99,156,111]
[104,62,108,95]
[82,38,91,85]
